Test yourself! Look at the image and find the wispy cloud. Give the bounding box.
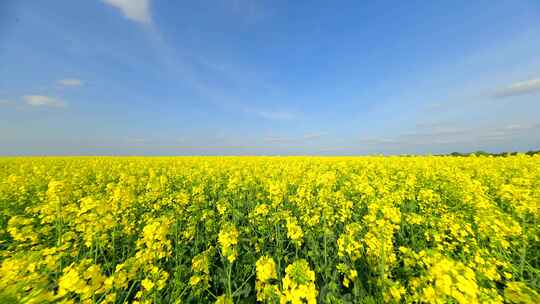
[302,132,327,140]
[0,99,15,107]
[264,132,326,144]
[138,16,291,122]
[407,122,468,138]
[58,78,83,86]
[143,26,285,120]
[318,146,346,152]
[493,78,540,98]
[359,122,540,150]
[102,0,152,24]
[358,138,400,146]
[415,121,453,129]
[501,123,540,132]
[226,0,270,24]
[248,109,296,120]
[424,101,448,111]
[123,137,147,144]
[425,77,540,112]
[23,95,66,108]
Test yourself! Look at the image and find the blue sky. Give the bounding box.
[1,0,540,155]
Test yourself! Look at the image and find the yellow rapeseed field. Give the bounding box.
[1,156,539,303]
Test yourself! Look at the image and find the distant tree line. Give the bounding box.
[442,150,540,157]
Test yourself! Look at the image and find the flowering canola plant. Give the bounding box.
[0,155,539,303]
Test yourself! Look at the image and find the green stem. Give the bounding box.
[205,287,218,299]
[324,230,328,268]
[112,228,116,265]
[232,272,255,297]
[227,262,233,299]
[121,281,138,304]
[519,217,527,278]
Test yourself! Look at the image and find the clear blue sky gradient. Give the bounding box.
[1,0,540,155]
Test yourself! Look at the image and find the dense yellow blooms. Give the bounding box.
[218,224,239,263]
[280,259,318,304]
[256,256,279,302]
[0,155,539,303]
[256,256,278,282]
[286,217,304,247]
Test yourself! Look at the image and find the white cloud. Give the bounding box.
[302,132,327,140]
[23,95,66,108]
[58,78,83,86]
[358,138,400,145]
[0,99,14,106]
[264,132,326,143]
[357,122,540,151]
[493,78,540,98]
[318,146,345,152]
[251,110,295,120]
[123,138,147,144]
[263,136,293,143]
[502,123,540,131]
[416,121,452,129]
[102,0,151,24]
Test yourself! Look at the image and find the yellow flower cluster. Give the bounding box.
[57,260,108,303]
[189,246,214,293]
[0,155,539,303]
[280,259,318,304]
[286,217,304,247]
[256,256,280,302]
[218,224,239,263]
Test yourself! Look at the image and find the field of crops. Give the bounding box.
[1,156,539,304]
